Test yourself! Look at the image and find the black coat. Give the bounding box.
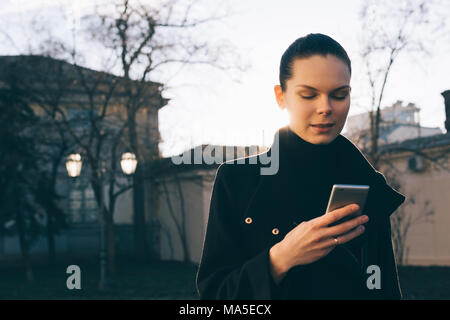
[196,126,406,300]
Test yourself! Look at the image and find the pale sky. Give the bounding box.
[2,0,449,157]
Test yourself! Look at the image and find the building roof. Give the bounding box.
[0,55,169,109]
[379,131,450,154]
[379,122,441,141]
[147,144,269,178]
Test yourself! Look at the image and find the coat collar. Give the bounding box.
[242,126,345,224]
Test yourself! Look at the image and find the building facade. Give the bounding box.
[0,55,167,262]
[344,100,442,149]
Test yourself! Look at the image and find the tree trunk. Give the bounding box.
[368,108,381,169]
[46,210,55,265]
[105,205,116,275]
[16,206,34,283]
[46,155,62,266]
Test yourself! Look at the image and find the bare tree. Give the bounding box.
[80,0,244,259]
[0,77,46,281]
[0,0,245,269]
[0,55,147,274]
[380,163,435,265]
[156,167,210,263]
[353,1,450,267]
[357,0,447,167]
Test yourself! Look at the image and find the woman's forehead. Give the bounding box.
[288,55,351,89]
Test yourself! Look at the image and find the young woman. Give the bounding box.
[196,33,405,300]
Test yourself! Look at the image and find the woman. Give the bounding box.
[196,33,405,300]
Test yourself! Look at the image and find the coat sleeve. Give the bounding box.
[196,164,279,299]
[369,171,405,299]
[377,214,403,299]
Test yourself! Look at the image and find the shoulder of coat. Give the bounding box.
[337,134,376,168]
[336,133,358,150]
[216,151,266,183]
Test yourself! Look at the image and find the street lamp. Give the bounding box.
[65,152,138,290]
[65,154,82,178]
[65,153,108,290]
[120,152,138,175]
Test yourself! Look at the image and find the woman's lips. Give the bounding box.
[310,123,335,133]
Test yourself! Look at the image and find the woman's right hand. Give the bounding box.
[269,204,369,283]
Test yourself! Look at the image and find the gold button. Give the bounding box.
[272,228,279,235]
[245,217,253,224]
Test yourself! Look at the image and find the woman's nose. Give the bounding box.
[316,97,333,115]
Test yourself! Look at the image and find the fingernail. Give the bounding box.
[359,225,365,231]
[353,204,360,211]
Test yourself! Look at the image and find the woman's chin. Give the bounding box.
[307,133,337,145]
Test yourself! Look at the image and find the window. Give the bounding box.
[68,169,99,224]
[66,109,98,132]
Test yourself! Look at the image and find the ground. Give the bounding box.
[0,258,449,299]
[0,257,199,300]
[397,266,450,300]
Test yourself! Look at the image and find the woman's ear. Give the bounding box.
[274,85,285,110]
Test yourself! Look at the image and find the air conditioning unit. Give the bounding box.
[408,155,426,172]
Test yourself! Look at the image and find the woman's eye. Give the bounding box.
[300,95,316,100]
[299,93,349,100]
[332,94,349,100]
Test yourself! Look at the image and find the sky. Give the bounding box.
[1,0,450,157]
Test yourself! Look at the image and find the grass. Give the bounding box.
[0,258,448,300]
[0,257,200,300]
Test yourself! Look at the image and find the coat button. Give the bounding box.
[245,217,253,224]
[272,228,279,235]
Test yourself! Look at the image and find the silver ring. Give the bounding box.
[333,237,339,245]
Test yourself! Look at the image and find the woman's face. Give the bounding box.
[274,54,351,145]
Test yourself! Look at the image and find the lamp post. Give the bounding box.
[120,152,142,259]
[97,160,107,290]
[66,153,108,289]
[65,152,137,291]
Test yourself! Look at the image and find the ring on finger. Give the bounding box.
[333,237,339,246]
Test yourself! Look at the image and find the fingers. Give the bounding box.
[325,214,369,238]
[316,203,360,227]
[323,225,366,248]
[337,224,366,245]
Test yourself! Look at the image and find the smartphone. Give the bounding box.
[325,184,370,227]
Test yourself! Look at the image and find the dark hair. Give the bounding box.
[279,33,352,91]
